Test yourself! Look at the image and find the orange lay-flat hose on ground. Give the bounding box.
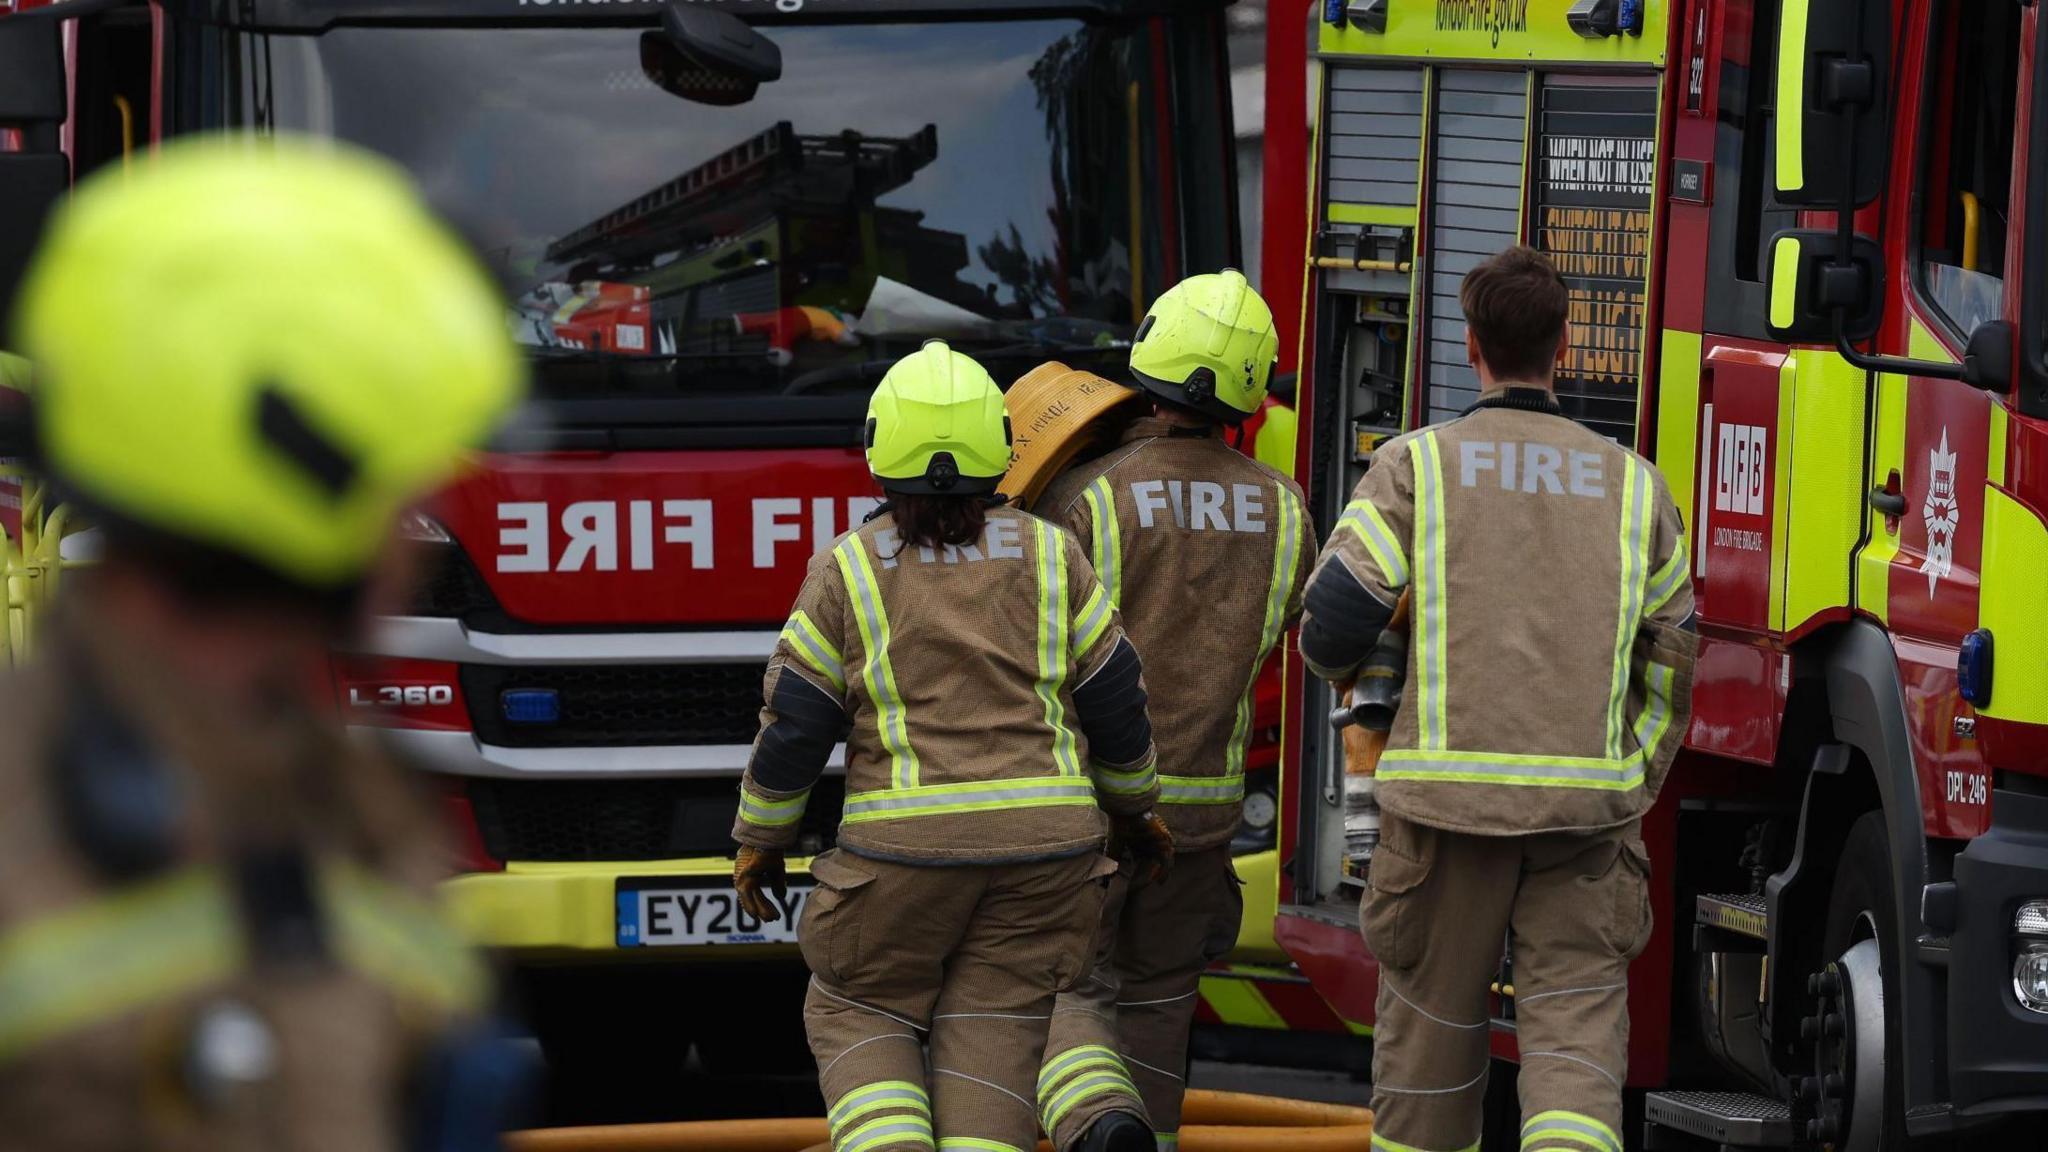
[509,1092,1373,1152]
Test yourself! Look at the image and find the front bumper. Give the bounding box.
[444,847,1286,964]
[1947,786,2048,1116]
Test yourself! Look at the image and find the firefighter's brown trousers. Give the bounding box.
[1039,848,1243,1151]
[799,848,1114,1152]
[1361,814,1650,1152]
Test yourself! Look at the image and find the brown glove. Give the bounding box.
[1112,811,1175,887]
[733,845,789,923]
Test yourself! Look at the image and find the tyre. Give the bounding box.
[1815,811,1907,1150]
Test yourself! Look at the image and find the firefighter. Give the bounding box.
[1032,270,1315,1152]
[1298,246,1696,1152]
[0,138,522,1150]
[730,339,1174,1152]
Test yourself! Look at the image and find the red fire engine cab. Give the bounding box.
[1265,0,2048,1146]
[0,0,1309,1112]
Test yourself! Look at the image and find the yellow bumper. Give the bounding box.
[443,848,1285,963]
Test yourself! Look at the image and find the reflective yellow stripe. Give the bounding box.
[0,864,484,1061]
[324,862,488,1016]
[940,1141,1026,1152]
[841,776,1099,823]
[1522,1111,1622,1152]
[1643,544,1689,615]
[1410,433,1449,749]
[840,1111,935,1152]
[1776,0,1811,195]
[830,1081,930,1136]
[1038,1044,1130,1095]
[1632,664,1677,764]
[1034,519,1082,777]
[782,609,847,696]
[1095,755,1158,797]
[1379,748,1644,791]
[1606,461,1652,759]
[1159,773,1246,805]
[739,787,811,829]
[1072,583,1113,657]
[0,869,239,1060]
[1084,476,1122,607]
[1226,484,1304,778]
[1336,499,1409,587]
[836,536,920,790]
[1042,1070,1140,1131]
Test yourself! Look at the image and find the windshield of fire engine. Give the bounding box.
[224,18,1229,413]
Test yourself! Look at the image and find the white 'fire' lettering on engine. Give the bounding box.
[493,497,877,572]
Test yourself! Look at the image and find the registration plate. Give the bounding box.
[615,880,811,947]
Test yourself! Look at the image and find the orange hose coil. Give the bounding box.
[508,1091,1373,1152]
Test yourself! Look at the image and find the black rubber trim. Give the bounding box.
[1946,787,2048,1111]
[749,669,848,794]
[1813,621,1942,1110]
[1299,558,1393,681]
[1072,637,1151,768]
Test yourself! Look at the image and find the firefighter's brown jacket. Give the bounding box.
[1300,392,1697,835]
[0,611,486,1152]
[735,504,1159,864]
[1038,418,1314,850]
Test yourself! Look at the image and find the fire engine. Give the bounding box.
[0,0,1330,1112]
[1265,0,2048,1145]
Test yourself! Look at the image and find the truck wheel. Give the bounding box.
[1810,812,1906,1151]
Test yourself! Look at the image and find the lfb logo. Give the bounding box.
[1921,427,1959,596]
[1714,423,1768,516]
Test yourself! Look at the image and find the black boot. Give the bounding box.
[1076,1109,1154,1152]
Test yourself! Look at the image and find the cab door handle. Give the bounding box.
[1868,487,1907,517]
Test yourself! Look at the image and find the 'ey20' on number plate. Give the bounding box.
[616,879,810,947]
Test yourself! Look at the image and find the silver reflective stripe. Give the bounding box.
[841,777,1099,821]
[781,610,846,695]
[1643,543,1689,614]
[1521,1111,1622,1152]
[1632,664,1677,762]
[1034,519,1083,777]
[836,537,920,790]
[1072,584,1114,657]
[842,1118,936,1152]
[1337,499,1409,587]
[1159,774,1246,805]
[739,787,810,828]
[1095,759,1158,796]
[1605,461,1652,759]
[1084,476,1122,606]
[1410,433,1449,750]
[1378,750,1644,789]
[1226,483,1305,777]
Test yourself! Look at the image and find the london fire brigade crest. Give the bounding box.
[1921,428,1959,596]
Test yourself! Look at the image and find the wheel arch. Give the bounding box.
[1768,619,1943,1110]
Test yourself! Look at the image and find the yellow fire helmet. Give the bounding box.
[864,340,1011,496]
[1128,269,1280,424]
[12,135,521,595]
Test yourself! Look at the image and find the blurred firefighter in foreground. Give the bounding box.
[1031,270,1314,1152]
[731,340,1169,1152]
[0,138,523,1151]
[1299,246,1697,1152]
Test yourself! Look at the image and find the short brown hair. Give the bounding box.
[1459,245,1569,382]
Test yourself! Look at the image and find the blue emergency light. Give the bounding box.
[502,689,561,725]
[1958,629,1994,708]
